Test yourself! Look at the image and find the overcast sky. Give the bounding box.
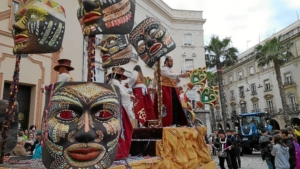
[163,0,300,54]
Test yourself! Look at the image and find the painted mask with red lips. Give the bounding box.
[129,17,176,68]
[77,0,136,36]
[42,82,121,169]
[12,0,66,54]
[100,34,132,68]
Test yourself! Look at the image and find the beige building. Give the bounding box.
[215,20,300,130]
[0,0,207,131]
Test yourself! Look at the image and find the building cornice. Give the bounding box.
[141,0,206,24]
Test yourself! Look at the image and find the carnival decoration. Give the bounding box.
[77,0,136,36]
[1,0,66,163]
[42,82,121,169]
[197,86,219,108]
[129,17,176,68]
[100,34,132,69]
[187,67,207,86]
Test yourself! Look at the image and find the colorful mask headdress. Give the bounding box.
[42,82,121,169]
[0,0,66,162]
[77,0,136,82]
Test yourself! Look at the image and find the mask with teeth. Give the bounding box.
[129,17,176,68]
[42,82,121,169]
[77,0,136,35]
[100,34,132,68]
[12,0,66,54]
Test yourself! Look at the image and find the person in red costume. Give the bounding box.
[155,56,189,127]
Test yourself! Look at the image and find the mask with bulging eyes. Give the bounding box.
[129,17,176,68]
[42,82,121,169]
[12,0,66,54]
[77,0,136,35]
[100,34,132,68]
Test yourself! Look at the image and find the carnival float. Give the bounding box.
[0,0,218,168]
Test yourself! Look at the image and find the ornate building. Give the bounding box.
[215,20,300,130]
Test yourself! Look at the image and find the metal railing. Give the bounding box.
[251,109,261,112]
[284,80,294,85]
[288,104,299,111]
[265,107,276,114]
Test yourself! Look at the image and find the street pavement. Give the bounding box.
[213,151,269,169]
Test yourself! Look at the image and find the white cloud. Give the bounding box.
[284,0,300,9]
[163,0,276,53]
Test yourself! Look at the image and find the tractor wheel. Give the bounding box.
[242,148,253,154]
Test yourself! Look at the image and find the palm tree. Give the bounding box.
[205,36,239,131]
[255,35,293,125]
[206,72,218,129]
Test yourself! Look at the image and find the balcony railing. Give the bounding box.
[216,115,222,122]
[252,109,261,112]
[288,104,299,111]
[284,80,293,85]
[251,91,257,95]
[230,96,235,100]
[265,107,277,116]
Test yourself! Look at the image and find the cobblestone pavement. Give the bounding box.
[213,151,269,169]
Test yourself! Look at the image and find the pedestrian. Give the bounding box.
[271,134,290,169]
[259,129,274,169]
[269,137,276,169]
[212,129,219,156]
[214,130,233,169]
[292,131,300,169]
[280,129,296,169]
[226,130,238,169]
[233,130,242,168]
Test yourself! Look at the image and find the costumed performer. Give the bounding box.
[127,65,156,127]
[158,56,189,127]
[54,59,74,82]
[107,66,134,159]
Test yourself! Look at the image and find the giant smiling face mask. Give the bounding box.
[77,0,136,35]
[100,34,132,68]
[12,0,66,54]
[129,17,176,68]
[42,82,121,169]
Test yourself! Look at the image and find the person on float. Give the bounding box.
[157,56,189,127]
[107,66,135,123]
[106,66,134,159]
[54,59,74,82]
[127,65,156,127]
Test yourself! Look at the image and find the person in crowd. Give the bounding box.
[214,130,233,169]
[23,129,28,140]
[226,130,238,169]
[271,134,290,169]
[54,59,74,82]
[292,130,300,169]
[28,125,37,139]
[232,130,242,168]
[286,126,294,138]
[268,137,276,169]
[154,56,189,127]
[211,129,219,156]
[259,129,274,169]
[24,132,35,153]
[11,137,31,156]
[127,65,156,127]
[32,130,42,159]
[280,129,296,169]
[273,130,281,135]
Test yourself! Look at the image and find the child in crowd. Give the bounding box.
[271,134,290,169]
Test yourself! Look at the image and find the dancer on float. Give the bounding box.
[127,65,156,127]
[159,56,189,127]
[54,59,74,82]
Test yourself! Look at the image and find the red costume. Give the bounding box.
[154,66,188,127]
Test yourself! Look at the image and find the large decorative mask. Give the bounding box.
[42,82,121,169]
[77,0,136,35]
[100,34,132,68]
[12,0,66,54]
[129,17,176,68]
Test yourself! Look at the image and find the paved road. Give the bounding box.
[213,151,269,169]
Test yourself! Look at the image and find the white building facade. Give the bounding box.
[215,21,300,130]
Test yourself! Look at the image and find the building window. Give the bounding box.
[289,95,297,110]
[183,33,193,46]
[229,75,233,83]
[185,58,194,71]
[238,71,243,80]
[251,84,256,94]
[95,68,104,83]
[186,89,196,109]
[253,102,259,112]
[285,72,292,84]
[10,0,20,29]
[239,86,244,97]
[264,80,271,91]
[249,66,254,75]
[230,90,235,100]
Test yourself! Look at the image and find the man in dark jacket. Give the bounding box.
[259,129,274,169]
[226,129,238,169]
[214,130,234,169]
[280,128,296,169]
[232,130,241,168]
